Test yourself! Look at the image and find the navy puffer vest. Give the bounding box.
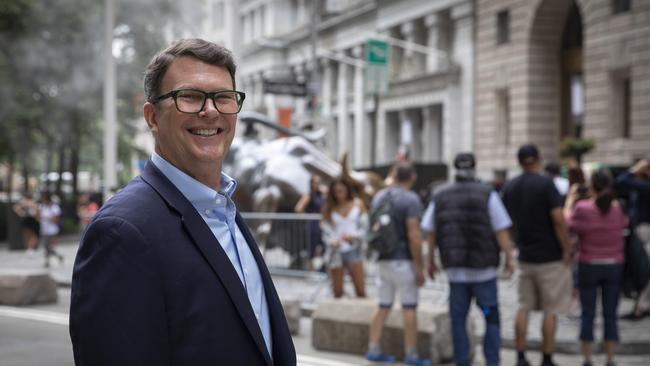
[433,181,499,269]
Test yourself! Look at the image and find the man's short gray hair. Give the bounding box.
[143,38,237,102]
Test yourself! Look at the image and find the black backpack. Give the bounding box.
[367,190,403,256]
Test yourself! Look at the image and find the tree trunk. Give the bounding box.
[19,123,30,193]
[56,143,66,198]
[70,112,81,223]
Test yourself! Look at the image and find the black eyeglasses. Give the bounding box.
[153,89,246,114]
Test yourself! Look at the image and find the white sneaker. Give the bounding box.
[26,249,36,257]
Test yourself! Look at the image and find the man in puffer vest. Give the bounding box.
[421,153,515,366]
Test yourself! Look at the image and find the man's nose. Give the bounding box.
[198,98,220,117]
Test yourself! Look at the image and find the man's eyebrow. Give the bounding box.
[170,85,235,92]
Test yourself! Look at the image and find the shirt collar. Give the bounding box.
[151,152,237,205]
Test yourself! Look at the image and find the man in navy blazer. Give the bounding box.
[70,38,296,365]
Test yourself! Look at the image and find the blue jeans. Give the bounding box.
[578,263,623,342]
[449,279,499,366]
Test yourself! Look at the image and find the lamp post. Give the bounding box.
[103,0,117,201]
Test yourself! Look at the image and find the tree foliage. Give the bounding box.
[560,137,595,164]
[0,0,176,194]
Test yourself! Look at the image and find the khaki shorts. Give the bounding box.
[518,261,572,314]
[377,260,419,308]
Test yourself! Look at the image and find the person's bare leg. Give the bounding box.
[330,267,344,298]
[403,308,417,351]
[368,307,391,345]
[23,229,37,250]
[28,231,38,250]
[542,313,557,354]
[581,341,592,364]
[604,341,616,364]
[515,309,529,352]
[347,261,366,297]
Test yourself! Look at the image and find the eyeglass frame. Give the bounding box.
[152,88,246,115]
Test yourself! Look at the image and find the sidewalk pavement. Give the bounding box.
[2,237,650,356]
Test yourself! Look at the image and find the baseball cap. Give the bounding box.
[454,153,476,170]
[517,144,540,165]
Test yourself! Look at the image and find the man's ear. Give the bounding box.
[143,102,158,133]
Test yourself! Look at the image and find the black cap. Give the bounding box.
[544,162,560,175]
[517,144,539,165]
[454,153,476,170]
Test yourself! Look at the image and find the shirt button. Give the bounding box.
[215,198,222,205]
[255,312,259,319]
[204,209,211,215]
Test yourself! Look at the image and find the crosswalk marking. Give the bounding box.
[0,306,361,365]
[297,354,360,366]
[0,306,69,325]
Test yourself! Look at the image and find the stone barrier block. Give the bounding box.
[0,270,58,306]
[311,298,475,364]
[281,298,301,335]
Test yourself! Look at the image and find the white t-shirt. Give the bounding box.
[331,205,364,253]
[40,203,61,236]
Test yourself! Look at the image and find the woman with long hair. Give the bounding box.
[320,178,367,298]
[566,169,628,366]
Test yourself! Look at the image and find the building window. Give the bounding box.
[496,10,510,45]
[496,89,510,145]
[612,0,631,14]
[611,70,631,138]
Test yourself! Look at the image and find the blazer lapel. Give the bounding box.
[141,161,273,365]
[236,214,295,362]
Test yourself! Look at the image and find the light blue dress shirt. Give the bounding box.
[420,191,512,283]
[151,153,272,357]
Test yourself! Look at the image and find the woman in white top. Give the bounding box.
[39,192,64,268]
[321,178,367,298]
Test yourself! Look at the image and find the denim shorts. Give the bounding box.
[328,247,362,268]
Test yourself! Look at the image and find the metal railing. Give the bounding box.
[241,212,323,271]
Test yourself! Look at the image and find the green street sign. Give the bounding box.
[365,39,390,95]
[366,39,389,65]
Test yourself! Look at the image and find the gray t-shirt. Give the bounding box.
[371,186,423,260]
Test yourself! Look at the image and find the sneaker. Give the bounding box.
[365,352,396,363]
[540,360,558,366]
[582,361,592,366]
[403,356,432,366]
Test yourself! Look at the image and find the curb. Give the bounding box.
[502,338,650,356]
[52,271,650,356]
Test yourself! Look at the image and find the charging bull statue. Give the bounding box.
[223,111,384,267]
[225,111,383,212]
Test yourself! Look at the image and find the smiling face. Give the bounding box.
[144,56,237,187]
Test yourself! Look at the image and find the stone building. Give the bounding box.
[475,0,650,178]
[237,0,476,170]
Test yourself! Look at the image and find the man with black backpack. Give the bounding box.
[421,153,514,366]
[365,162,430,366]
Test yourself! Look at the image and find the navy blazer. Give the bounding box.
[70,161,296,365]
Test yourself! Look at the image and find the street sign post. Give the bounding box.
[365,39,390,95]
[262,79,308,97]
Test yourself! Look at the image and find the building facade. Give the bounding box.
[475,0,650,178]
[237,0,476,171]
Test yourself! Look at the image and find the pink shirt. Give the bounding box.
[567,200,628,263]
